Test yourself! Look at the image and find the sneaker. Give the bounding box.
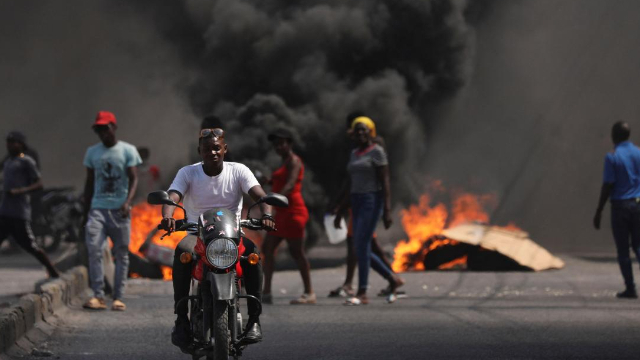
[616,288,638,299]
[171,316,192,349]
[111,299,126,311]
[83,297,107,310]
[290,293,316,305]
[344,295,368,306]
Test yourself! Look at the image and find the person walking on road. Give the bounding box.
[262,128,315,305]
[336,116,403,305]
[330,112,401,298]
[594,121,640,299]
[82,111,141,311]
[0,131,59,278]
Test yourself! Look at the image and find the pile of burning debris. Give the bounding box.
[392,191,564,272]
[401,223,564,271]
[124,203,182,280]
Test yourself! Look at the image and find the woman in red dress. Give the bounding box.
[262,128,315,304]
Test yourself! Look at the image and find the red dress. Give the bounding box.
[270,157,309,239]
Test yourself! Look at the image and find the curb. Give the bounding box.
[0,265,88,355]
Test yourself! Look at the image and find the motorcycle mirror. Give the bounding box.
[147,191,177,206]
[261,193,289,208]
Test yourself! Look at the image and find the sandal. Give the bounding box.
[344,295,368,306]
[328,285,354,298]
[112,299,127,311]
[290,293,317,305]
[83,297,107,310]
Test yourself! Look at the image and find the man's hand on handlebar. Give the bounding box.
[161,217,176,233]
[261,214,276,232]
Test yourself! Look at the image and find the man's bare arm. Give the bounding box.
[248,185,275,230]
[82,168,95,224]
[120,166,138,217]
[593,183,613,230]
[10,178,43,195]
[160,191,182,232]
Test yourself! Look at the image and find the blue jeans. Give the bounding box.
[610,198,640,289]
[351,191,394,292]
[85,208,131,299]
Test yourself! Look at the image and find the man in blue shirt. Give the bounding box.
[594,121,640,299]
[82,111,142,310]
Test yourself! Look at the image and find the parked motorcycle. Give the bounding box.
[147,190,288,360]
[0,186,82,253]
[32,187,84,252]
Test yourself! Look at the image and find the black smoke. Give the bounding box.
[0,0,484,246]
[142,0,483,221]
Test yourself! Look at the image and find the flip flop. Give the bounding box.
[111,299,127,311]
[83,297,107,310]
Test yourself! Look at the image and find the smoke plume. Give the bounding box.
[152,0,481,228]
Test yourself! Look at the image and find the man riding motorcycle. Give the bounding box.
[160,128,275,350]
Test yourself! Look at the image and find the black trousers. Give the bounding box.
[173,235,263,318]
[0,216,57,275]
[611,198,640,288]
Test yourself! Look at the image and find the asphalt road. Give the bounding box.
[11,255,640,360]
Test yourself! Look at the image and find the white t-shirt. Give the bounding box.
[168,162,260,222]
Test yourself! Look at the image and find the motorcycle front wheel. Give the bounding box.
[210,300,230,360]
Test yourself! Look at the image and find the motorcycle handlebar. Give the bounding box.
[157,219,194,232]
[240,218,264,231]
[157,218,270,233]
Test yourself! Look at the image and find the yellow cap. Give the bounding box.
[350,116,376,138]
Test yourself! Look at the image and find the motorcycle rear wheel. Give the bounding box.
[211,300,230,360]
[34,232,62,253]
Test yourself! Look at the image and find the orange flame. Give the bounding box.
[391,195,447,272]
[129,203,184,280]
[392,187,501,273]
[126,202,266,281]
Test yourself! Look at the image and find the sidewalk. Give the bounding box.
[0,243,73,308]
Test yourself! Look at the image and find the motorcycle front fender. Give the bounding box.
[206,271,235,300]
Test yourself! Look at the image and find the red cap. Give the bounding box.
[93,111,117,126]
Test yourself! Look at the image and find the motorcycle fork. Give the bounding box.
[230,278,240,342]
[230,278,243,358]
[201,280,213,346]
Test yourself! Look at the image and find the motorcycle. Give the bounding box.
[147,190,288,360]
[32,187,84,252]
[0,187,82,253]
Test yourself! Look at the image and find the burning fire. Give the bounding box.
[126,201,266,281]
[392,188,506,273]
[129,202,185,280]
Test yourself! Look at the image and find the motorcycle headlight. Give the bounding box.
[205,238,238,269]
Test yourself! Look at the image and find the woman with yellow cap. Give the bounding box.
[340,116,403,305]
